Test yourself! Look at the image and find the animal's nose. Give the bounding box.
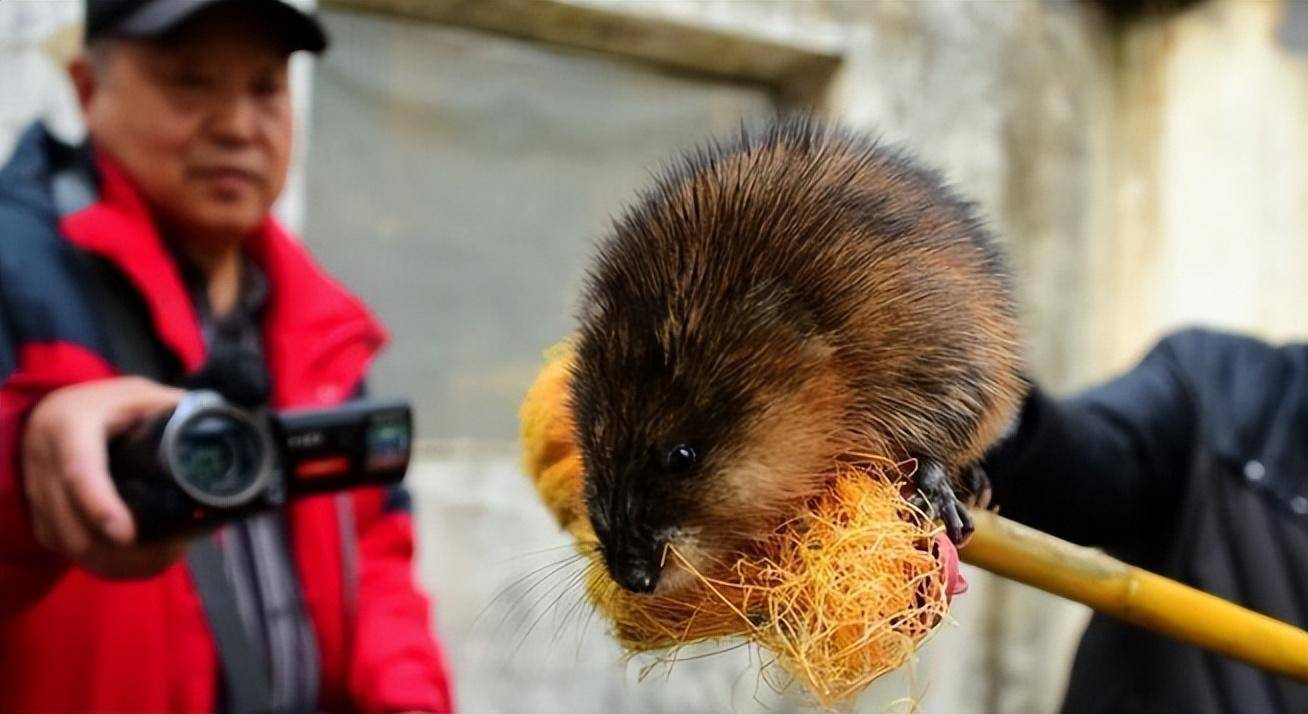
[614,562,660,594]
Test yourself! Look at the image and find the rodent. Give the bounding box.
[569,117,1025,595]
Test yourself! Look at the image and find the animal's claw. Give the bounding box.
[914,459,974,546]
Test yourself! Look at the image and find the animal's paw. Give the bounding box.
[908,459,974,545]
[962,464,992,510]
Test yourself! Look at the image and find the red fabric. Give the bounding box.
[0,343,118,611]
[0,153,453,712]
[59,151,206,372]
[348,490,454,714]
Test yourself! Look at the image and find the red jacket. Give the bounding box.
[0,125,454,712]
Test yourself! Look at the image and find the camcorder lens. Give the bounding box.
[176,414,261,501]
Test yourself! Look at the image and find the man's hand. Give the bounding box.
[21,377,189,578]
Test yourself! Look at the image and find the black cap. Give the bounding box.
[85,0,328,53]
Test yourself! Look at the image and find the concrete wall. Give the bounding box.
[0,0,81,157]
[303,9,774,440]
[301,17,791,711]
[1097,0,1308,373]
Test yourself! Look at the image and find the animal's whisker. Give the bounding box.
[511,561,593,655]
[473,551,588,635]
[552,565,599,641]
[491,542,588,564]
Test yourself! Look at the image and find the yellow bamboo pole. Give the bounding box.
[962,510,1308,682]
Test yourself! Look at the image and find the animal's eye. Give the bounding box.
[665,444,698,474]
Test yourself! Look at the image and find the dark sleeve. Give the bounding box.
[0,303,13,380]
[983,336,1196,551]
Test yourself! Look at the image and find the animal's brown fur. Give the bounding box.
[570,117,1025,592]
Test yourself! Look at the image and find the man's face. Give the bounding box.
[77,13,294,242]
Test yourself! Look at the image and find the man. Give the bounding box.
[985,328,1307,713]
[0,1,453,711]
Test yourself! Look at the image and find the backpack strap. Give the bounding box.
[71,247,273,714]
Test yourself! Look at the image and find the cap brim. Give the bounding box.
[114,0,328,54]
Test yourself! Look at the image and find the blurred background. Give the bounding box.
[2,0,1305,711]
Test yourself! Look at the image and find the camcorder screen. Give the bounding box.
[366,415,410,472]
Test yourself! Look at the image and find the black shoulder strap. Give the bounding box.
[73,250,273,713]
[74,252,180,382]
[187,537,274,714]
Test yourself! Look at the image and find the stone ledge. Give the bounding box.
[323,0,844,101]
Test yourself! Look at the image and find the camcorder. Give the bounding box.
[109,390,412,540]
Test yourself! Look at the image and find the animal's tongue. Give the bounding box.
[896,474,967,601]
[934,532,968,601]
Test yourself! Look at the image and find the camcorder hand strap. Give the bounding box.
[73,250,275,714]
[189,536,274,714]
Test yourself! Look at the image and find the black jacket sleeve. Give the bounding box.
[983,336,1198,551]
[0,304,13,381]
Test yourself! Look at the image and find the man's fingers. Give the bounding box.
[103,378,185,435]
[26,485,56,552]
[42,485,95,557]
[23,469,93,558]
[66,467,136,544]
[21,429,59,551]
[19,377,190,576]
[58,420,136,545]
[75,378,181,540]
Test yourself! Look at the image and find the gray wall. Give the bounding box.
[303,10,799,713]
[305,10,774,441]
[0,0,81,157]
